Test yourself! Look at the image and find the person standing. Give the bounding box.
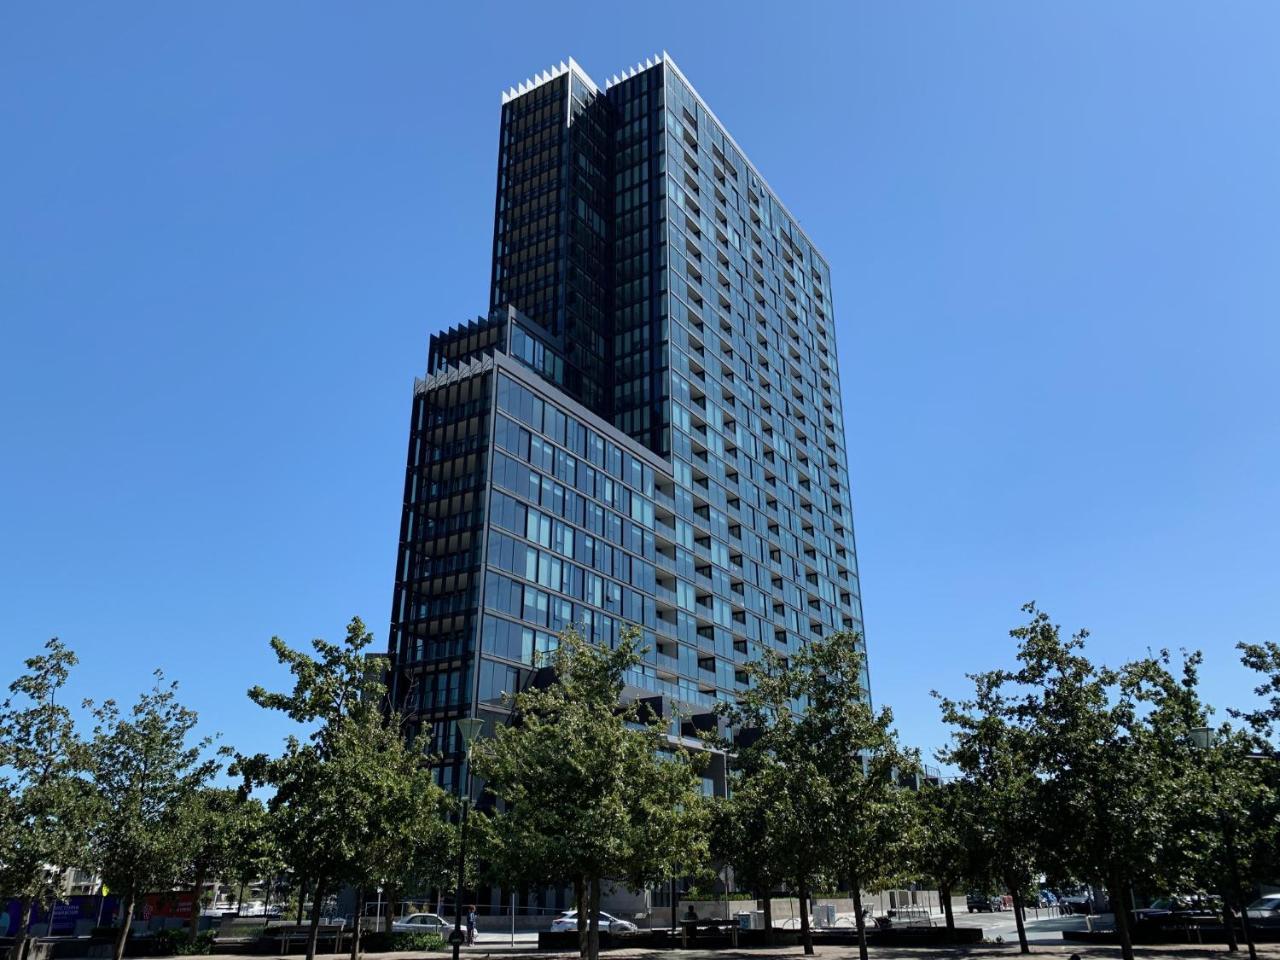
[466,905,477,945]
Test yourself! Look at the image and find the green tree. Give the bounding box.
[718,654,831,957]
[1236,640,1280,737]
[936,663,1041,955]
[1191,638,1280,956]
[720,631,914,959]
[1004,608,1195,960]
[709,758,790,942]
[940,607,1272,960]
[335,709,454,960]
[817,637,919,960]
[1234,639,1280,936]
[1124,654,1267,952]
[474,626,709,960]
[239,737,348,959]
[223,795,277,916]
[87,674,219,960]
[912,780,976,933]
[1116,652,1208,894]
[955,605,1224,960]
[239,616,381,960]
[1176,723,1272,957]
[178,787,274,933]
[837,771,919,960]
[246,617,385,744]
[240,616,455,960]
[0,640,93,960]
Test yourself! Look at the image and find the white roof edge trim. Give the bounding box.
[603,52,663,90]
[500,56,599,105]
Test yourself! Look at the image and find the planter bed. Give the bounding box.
[536,925,983,951]
[811,927,984,947]
[1063,926,1280,946]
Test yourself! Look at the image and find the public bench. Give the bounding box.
[216,918,271,942]
[258,921,346,954]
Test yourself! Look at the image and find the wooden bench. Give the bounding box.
[260,921,346,954]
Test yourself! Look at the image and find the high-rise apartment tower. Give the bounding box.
[388,54,868,802]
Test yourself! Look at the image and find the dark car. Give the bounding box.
[1246,894,1280,929]
[1133,894,1221,931]
[1060,889,1110,915]
[966,892,1001,913]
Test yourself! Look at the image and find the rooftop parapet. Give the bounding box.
[500,56,597,104]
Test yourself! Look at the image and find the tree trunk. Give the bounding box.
[113,892,136,960]
[1007,876,1029,955]
[797,879,814,956]
[1244,909,1260,960]
[851,882,869,960]
[188,869,206,936]
[296,876,308,925]
[1110,873,1135,960]
[306,880,325,960]
[941,882,955,932]
[13,896,34,960]
[573,876,586,960]
[386,887,399,936]
[1222,889,1240,953]
[761,890,774,946]
[18,897,34,960]
[349,886,365,960]
[587,877,601,960]
[670,877,679,934]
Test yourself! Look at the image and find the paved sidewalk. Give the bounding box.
[136,944,1280,960]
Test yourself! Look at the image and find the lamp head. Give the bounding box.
[1189,726,1216,750]
[458,716,484,750]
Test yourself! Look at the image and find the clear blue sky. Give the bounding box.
[3,2,1278,764]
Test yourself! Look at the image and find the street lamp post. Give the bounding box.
[1191,727,1257,960]
[451,716,485,960]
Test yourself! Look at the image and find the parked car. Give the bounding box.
[1060,890,1109,915]
[392,913,449,934]
[1060,893,1088,914]
[549,911,638,935]
[1133,895,1221,930]
[1246,894,1280,929]
[1037,889,1070,909]
[966,892,1002,913]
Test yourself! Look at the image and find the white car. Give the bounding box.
[393,913,450,934]
[550,910,637,935]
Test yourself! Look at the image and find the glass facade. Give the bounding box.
[389,56,867,804]
[491,68,614,415]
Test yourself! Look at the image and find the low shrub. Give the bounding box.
[392,931,446,952]
[151,928,216,955]
[361,930,445,952]
[682,889,757,902]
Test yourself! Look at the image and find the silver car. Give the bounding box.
[550,910,638,935]
[1247,895,1280,929]
[392,913,449,934]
